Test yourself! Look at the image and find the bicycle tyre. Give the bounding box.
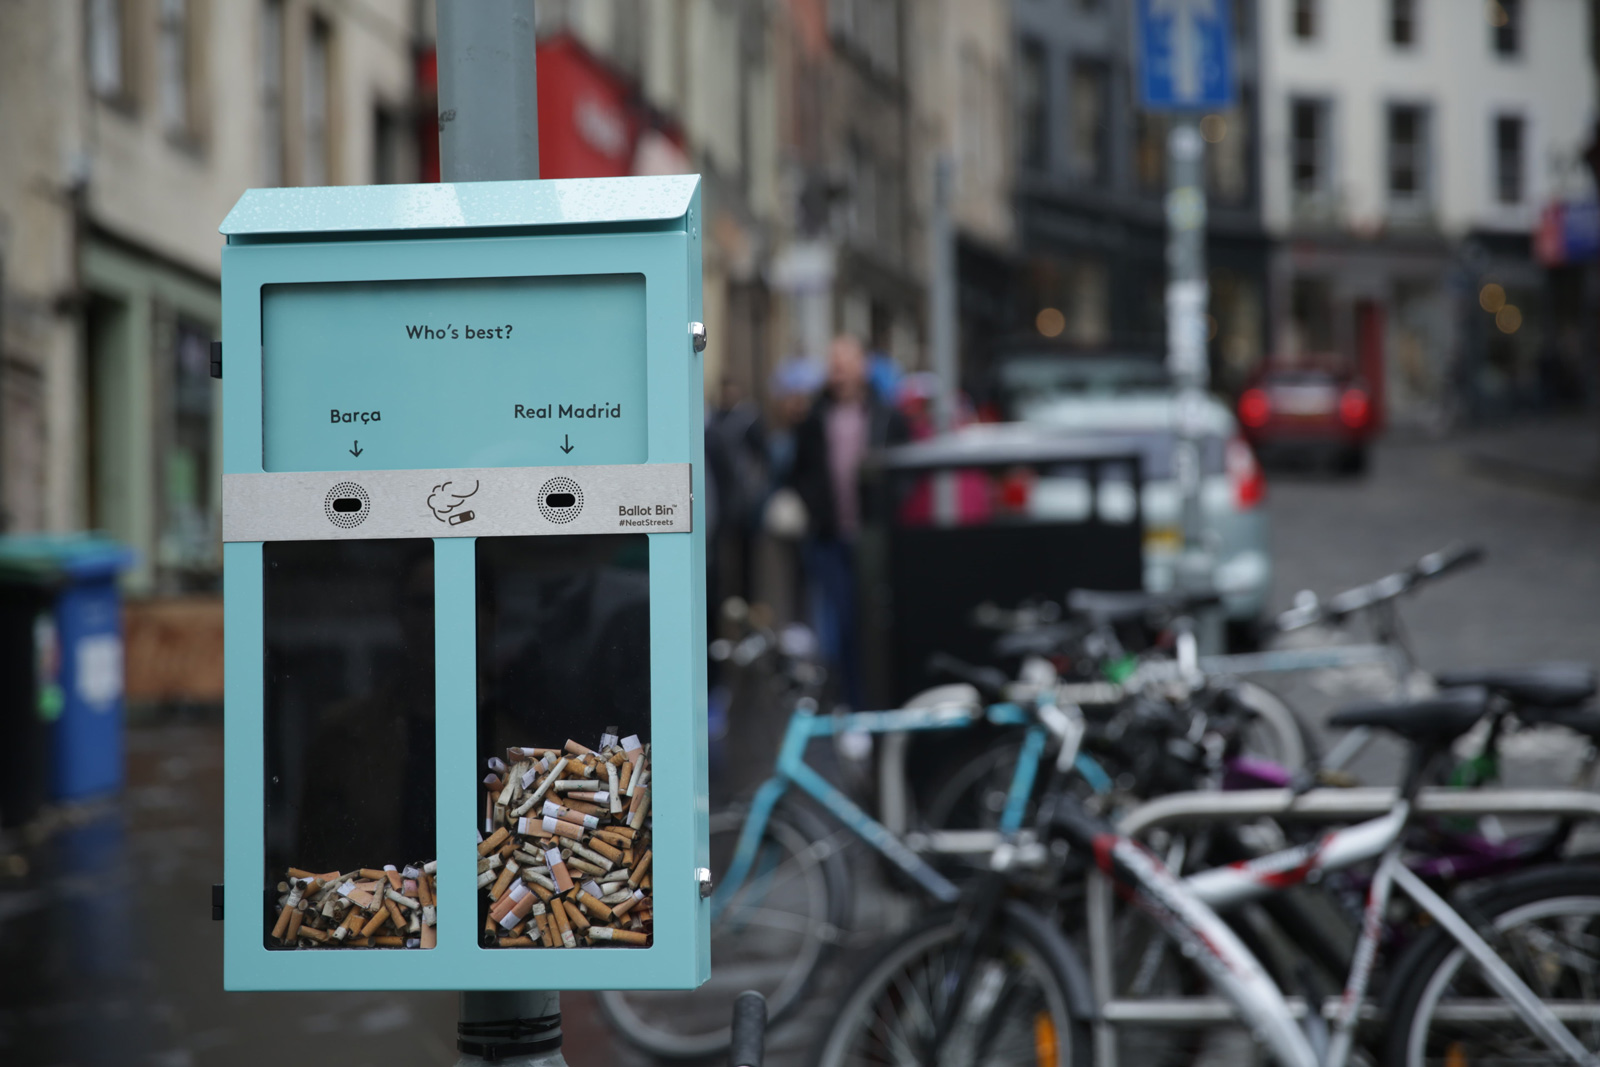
[1227,678,1315,771]
[812,901,1092,1067]
[1383,865,1600,1067]
[595,800,853,1060]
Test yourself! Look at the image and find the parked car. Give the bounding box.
[992,347,1271,651]
[1236,364,1376,474]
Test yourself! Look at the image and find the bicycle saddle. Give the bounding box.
[1434,662,1597,709]
[1066,588,1221,623]
[1327,687,1489,745]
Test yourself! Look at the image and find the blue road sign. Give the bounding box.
[1137,0,1235,111]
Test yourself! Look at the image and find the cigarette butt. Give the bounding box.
[628,789,651,830]
[489,865,516,901]
[418,876,434,907]
[421,925,437,949]
[477,869,497,889]
[589,926,649,946]
[542,815,587,841]
[606,762,622,814]
[286,907,306,941]
[587,838,623,863]
[546,849,575,893]
[560,797,607,818]
[479,827,510,856]
[568,856,607,878]
[272,904,294,942]
[576,889,614,922]
[363,907,387,937]
[385,898,406,930]
[299,925,331,943]
[564,739,596,757]
[562,898,590,931]
[601,888,634,906]
[629,850,653,888]
[618,761,634,795]
[356,868,385,880]
[384,866,402,890]
[621,734,643,756]
[370,936,405,947]
[641,872,650,890]
[613,889,645,919]
[498,935,535,947]
[287,867,318,880]
[385,887,421,910]
[571,844,614,872]
[550,896,575,947]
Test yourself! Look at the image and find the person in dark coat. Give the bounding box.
[789,334,910,708]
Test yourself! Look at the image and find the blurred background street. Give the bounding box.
[5,424,1599,1067]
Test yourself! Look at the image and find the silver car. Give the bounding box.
[1000,352,1272,649]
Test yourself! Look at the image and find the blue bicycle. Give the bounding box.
[595,690,1088,1058]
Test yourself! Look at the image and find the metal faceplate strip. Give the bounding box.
[223,463,691,541]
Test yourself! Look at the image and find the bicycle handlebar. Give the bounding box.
[1275,542,1484,632]
[729,989,767,1067]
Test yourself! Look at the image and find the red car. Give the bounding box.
[1237,366,1376,474]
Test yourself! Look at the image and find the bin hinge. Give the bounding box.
[209,341,222,379]
[212,883,224,920]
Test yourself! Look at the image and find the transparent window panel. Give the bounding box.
[475,535,652,949]
[263,539,437,949]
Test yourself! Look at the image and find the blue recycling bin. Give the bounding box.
[0,534,136,802]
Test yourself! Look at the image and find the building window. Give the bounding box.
[1135,111,1170,194]
[88,0,129,101]
[159,315,220,581]
[1490,0,1520,56]
[260,0,285,185]
[1495,115,1524,203]
[1391,0,1417,47]
[1070,61,1108,185]
[1292,0,1317,40]
[158,0,193,137]
[1204,101,1251,204]
[1387,104,1430,206]
[1017,38,1048,171]
[1290,98,1328,193]
[302,17,332,185]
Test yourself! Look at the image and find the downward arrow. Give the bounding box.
[560,434,574,455]
[350,440,364,457]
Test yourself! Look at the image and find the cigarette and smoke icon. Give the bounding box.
[427,479,480,526]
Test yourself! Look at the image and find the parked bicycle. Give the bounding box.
[815,686,1600,1067]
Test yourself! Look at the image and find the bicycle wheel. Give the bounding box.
[813,901,1091,1067]
[1384,866,1600,1066]
[596,800,852,1059]
[1227,679,1314,771]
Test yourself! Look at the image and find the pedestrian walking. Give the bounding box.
[789,335,910,709]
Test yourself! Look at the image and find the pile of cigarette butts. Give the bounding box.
[480,731,652,948]
[271,862,438,948]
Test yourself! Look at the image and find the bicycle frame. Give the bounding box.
[1068,799,1600,1067]
[712,700,1047,918]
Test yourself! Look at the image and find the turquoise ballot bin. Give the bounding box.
[219,176,708,990]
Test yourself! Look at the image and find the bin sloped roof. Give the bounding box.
[221,175,700,239]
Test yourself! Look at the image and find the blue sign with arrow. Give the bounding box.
[1137,0,1235,111]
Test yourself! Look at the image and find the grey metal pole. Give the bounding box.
[436,0,540,182]
[929,154,958,523]
[434,3,563,1064]
[1165,119,1220,649]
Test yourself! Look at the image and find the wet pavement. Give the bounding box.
[3,431,1599,1066]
